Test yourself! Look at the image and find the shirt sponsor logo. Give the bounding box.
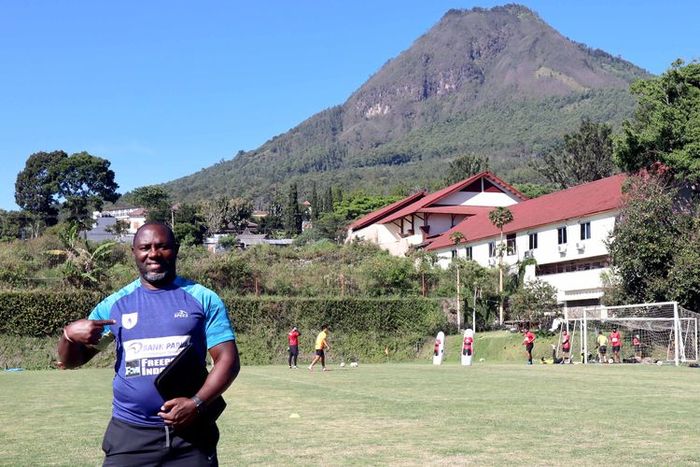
[174,310,188,318]
[122,312,138,330]
[123,335,191,378]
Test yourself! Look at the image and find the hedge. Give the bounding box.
[0,291,102,337]
[222,295,445,335]
[0,292,448,367]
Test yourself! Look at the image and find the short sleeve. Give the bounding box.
[88,299,113,337]
[204,292,236,349]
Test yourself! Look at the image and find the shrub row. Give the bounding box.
[222,296,447,365]
[222,295,445,334]
[0,291,102,337]
[0,292,446,336]
[0,292,448,367]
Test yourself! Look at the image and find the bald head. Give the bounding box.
[132,222,179,289]
[133,222,176,247]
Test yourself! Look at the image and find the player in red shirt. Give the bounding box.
[609,328,622,363]
[561,329,571,363]
[522,327,536,365]
[287,326,301,369]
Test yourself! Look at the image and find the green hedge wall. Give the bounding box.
[223,295,445,334]
[0,291,102,337]
[0,292,447,367]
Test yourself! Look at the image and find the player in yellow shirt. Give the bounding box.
[308,324,330,371]
[596,331,608,363]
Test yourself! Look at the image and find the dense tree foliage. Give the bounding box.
[173,203,206,246]
[284,183,302,235]
[606,174,700,309]
[533,118,615,189]
[444,154,490,185]
[227,198,253,231]
[130,185,172,223]
[56,152,120,226]
[15,151,119,230]
[614,61,700,182]
[508,279,558,323]
[512,183,556,199]
[0,210,24,241]
[14,151,65,227]
[200,196,229,235]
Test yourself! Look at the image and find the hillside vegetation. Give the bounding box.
[163,5,649,204]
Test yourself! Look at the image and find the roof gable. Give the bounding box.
[380,172,527,225]
[348,191,427,231]
[427,174,626,251]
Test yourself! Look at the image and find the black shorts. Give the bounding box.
[315,349,325,357]
[562,346,570,353]
[599,345,607,354]
[462,348,472,356]
[525,343,534,352]
[612,345,621,352]
[288,345,298,356]
[102,417,218,466]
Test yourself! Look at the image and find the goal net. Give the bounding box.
[558,302,699,365]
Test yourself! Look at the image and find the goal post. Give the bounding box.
[561,301,699,366]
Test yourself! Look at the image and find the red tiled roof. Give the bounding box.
[427,174,627,251]
[348,191,427,231]
[379,172,527,225]
[418,206,494,215]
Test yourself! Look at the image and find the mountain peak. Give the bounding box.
[163,5,649,206]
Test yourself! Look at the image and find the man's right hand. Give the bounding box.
[64,319,115,346]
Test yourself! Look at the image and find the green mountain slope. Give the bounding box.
[164,5,650,203]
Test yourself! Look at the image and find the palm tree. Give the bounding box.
[488,207,514,325]
[449,231,466,245]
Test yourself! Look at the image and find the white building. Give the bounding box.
[427,174,625,306]
[95,207,147,234]
[348,173,626,307]
[346,172,527,257]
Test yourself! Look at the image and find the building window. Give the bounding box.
[535,255,610,276]
[465,246,472,260]
[488,242,496,257]
[506,233,516,255]
[451,249,457,259]
[580,222,591,240]
[528,233,538,250]
[557,227,567,245]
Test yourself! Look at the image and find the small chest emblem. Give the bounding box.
[122,312,138,330]
[174,310,188,319]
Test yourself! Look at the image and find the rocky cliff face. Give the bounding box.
[163,5,649,204]
[340,5,642,146]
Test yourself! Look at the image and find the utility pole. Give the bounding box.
[472,285,479,332]
[456,267,461,331]
[498,243,504,325]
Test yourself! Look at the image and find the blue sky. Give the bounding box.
[0,1,698,210]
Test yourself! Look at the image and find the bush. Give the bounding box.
[0,292,448,367]
[0,291,101,336]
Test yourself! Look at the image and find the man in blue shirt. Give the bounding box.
[58,222,239,466]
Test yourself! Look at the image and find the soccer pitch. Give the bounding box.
[1,363,699,466]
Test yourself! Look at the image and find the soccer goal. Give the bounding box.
[558,302,699,366]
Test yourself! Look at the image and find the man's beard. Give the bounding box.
[143,271,169,282]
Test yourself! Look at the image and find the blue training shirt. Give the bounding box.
[88,276,235,427]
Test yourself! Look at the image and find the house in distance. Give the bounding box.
[346,172,625,307]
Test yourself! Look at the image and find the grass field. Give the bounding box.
[2,361,700,466]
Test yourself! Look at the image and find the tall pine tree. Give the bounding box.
[284,182,302,235]
[310,182,320,221]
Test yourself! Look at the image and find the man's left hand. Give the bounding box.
[158,397,198,428]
